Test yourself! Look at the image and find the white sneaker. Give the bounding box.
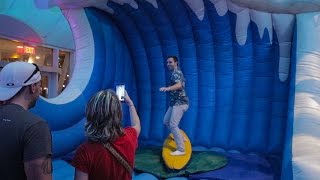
[170,150,186,156]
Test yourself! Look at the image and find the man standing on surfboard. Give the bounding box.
[160,56,189,156]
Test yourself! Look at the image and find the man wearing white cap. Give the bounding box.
[0,62,52,180]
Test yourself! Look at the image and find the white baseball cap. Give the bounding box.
[0,61,41,101]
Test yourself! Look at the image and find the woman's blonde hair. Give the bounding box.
[85,89,124,143]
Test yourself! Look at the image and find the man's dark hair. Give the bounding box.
[167,56,178,62]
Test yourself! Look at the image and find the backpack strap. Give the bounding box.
[103,143,133,174]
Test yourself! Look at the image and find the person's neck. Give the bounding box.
[10,99,29,110]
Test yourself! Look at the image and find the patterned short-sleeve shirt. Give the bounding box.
[169,68,189,106]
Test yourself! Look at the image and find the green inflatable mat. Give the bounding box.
[134,147,228,178]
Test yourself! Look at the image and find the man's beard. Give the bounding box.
[28,98,37,109]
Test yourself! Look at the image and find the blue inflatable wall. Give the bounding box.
[32,0,295,158]
[3,0,320,179]
[101,0,290,155]
[31,0,320,179]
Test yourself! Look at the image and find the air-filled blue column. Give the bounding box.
[161,0,199,142]
[227,9,253,151]
[139,1,180,140]
[108,2,152,140]
[248,21,274,153]
[184,2,215,147]
[120,2,167,141]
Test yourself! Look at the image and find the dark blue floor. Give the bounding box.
[189,152,281,180]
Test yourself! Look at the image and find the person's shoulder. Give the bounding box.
[79,141,101,149]
[2,104,47,126]
[77,142,90,150]
[24,110,47,126]
[124,127,138,137]
[174,68,183,75]
[75,142,101,155]
[121,127,138,148]
[124,127,136,132]
[18,110,50,133]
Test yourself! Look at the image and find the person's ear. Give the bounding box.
[29,83,37,94]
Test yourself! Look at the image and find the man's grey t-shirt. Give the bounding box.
[0,103,52,180]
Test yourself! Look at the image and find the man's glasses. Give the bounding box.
[24,63,40,84]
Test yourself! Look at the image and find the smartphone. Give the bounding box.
[116,84,125,101]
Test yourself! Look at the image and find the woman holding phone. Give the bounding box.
[72,89,140,180]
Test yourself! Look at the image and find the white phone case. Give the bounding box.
[116,84,125,101]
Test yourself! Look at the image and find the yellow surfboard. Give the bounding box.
[162,130,192,170]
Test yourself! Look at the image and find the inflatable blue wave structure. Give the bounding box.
[31,0,307,179]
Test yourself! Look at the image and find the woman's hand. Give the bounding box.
[123,90,134,106]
